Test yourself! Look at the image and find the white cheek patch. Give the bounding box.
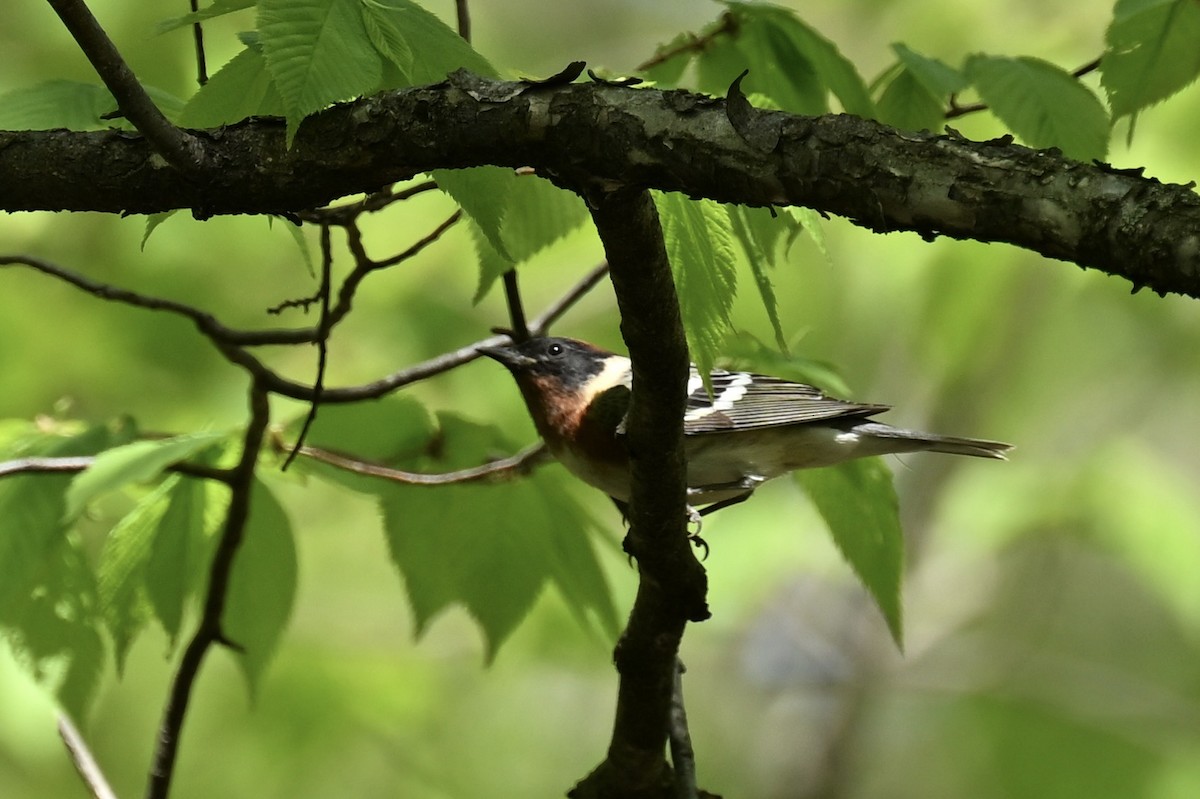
[583,356,632,403]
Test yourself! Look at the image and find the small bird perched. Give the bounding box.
[480,337,1011,514]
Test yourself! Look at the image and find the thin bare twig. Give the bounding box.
[298,181,440,225]
[293,441,550,485]
[0,454,230,483]
[188,0,208,86]
[947,56,1102,119]
[58,715,119,799]
[635,11,737,72]
[455,0,471,41]
[45,0,202,170]
[282,225,335,470]
[145,383,271,799]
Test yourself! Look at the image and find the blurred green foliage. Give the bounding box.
[2,1,1200,798]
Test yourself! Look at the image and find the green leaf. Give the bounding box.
[179,46,287,128]
[157,0,257,33]
[892,43,967,96]
[641,31,695,86]
[965,54,1109,161]
[65,432,227,521]
[0,81,183,131]
[258,0,383,140]
[378,414,616,659]
[146,476,212,646]
[433,167,516,261]
[294,394,436,463]
[278,218,316,277]
[141,211,178,250]
[795,458,904,647]
[724,2,874,116]
[0,425,120,718]
[223,480,298,697]
[358,0,496,85]
[97,479,175,673]
[726,206,787,352]
[876,66,946,132]
[655,192,739,391]
[1101,0,1200,118]
[473,176,589,301]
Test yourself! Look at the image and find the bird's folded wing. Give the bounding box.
[682,369,888,433]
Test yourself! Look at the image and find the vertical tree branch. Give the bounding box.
[571,189,709,799]
[45,0,202,170]
[145,382,271,799]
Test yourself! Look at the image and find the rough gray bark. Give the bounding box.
[2,71,1198,298]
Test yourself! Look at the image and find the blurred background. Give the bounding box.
[2,1,1199,797]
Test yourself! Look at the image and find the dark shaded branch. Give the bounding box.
[281,225,335,470]
[454,0,471,41]
[145,383,270,799]
[3,75,1197,298]
[290,441,549,484]
[571,190,707,799]
[58,715,118,799]
[44,0,202,170]
[502,270,530,341]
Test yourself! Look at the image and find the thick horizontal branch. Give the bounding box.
[2,72,1199,298]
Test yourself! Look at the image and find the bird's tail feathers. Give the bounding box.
[924,434,1013,460]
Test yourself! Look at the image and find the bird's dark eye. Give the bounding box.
[547,342,564,357]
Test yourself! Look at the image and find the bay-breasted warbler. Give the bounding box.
[480,337,1011,513]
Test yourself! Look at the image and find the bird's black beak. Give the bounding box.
[478,344,534,371]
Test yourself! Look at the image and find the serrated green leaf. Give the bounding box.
[892,43,967,96]
[378,414,616,659]
[157,0,257,33]
[146,476,211,646]
[468,220,516,304]
[655,192,739,391]
[141,211,177,250]
[65,432,227,521]
[965,54,1109,161]
[258,0,383,141]
[724,2,873,116]
[795,458,904,647]
[727,206,787,352]
[731,15,826,115]
[1101,0,1200,118]
[473,177,589,301]
[876,66,946,132]
[359,0,496,86]
[223,481,297,697]
[0,425,119,718]
[280,218,315,277]
[97,479,176,673]
[179,46,287,128]
[433,167,515,261]
[360,0,414,80]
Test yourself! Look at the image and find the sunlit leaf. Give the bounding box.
[223,481,298,697]
[1101,0,1200,118]
[726,206,787,351]
[157,0,256,33]
[378,414,616,659]
[97,478,175,673]
[359,0,496,86]
[258,0,383,140]
[655,192,739,391]
[892,43,967,96]
[145,475,213,647]
[0,81,183,131]
[434,166,515,261]
[179,46,287,128]
[965,54,1109,161]
[65,431,227,521]
[876,67,946,132]
[473,176,589,301]
[795,458,904,647]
